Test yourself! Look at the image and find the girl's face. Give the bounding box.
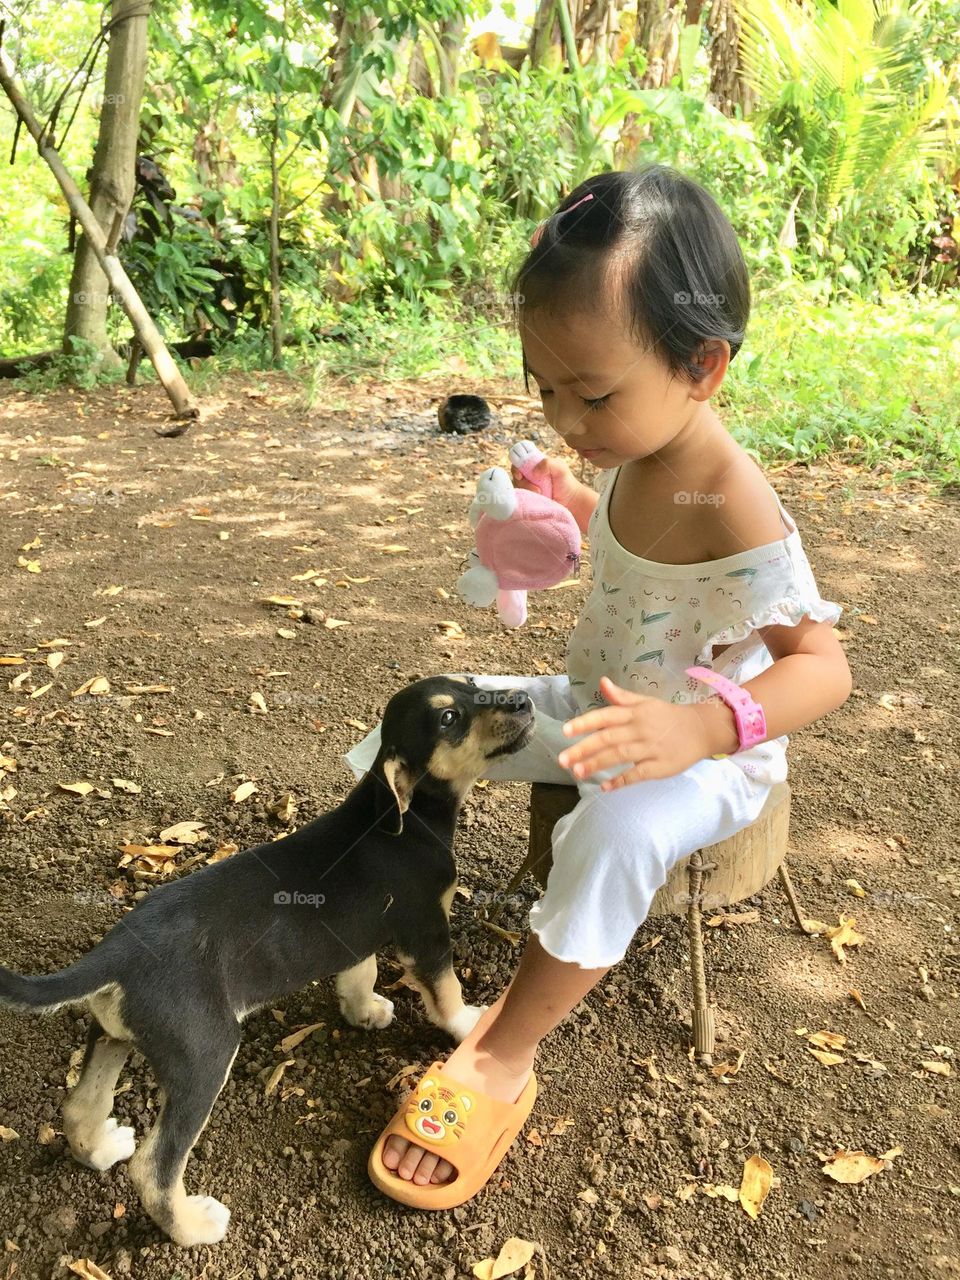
[520,308,706,468]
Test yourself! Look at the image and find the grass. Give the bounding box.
[12,283,959,489]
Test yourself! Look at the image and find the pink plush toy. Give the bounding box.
[457,441,582,627]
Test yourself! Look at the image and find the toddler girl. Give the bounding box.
[350,166,852,1205]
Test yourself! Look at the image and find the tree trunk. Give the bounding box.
[706,0,754,117]
[269,99,283,367]
[63,0,151,368]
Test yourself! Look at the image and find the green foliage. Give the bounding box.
[736,0,959,293]
[722,285,960,484]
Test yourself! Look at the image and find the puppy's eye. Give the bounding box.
[440,708,460,727]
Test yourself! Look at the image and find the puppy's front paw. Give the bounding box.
[169,1194,231,1247]
[340,991,395,1031]
[446,1003,487,1043]
[76,1117,136,1171]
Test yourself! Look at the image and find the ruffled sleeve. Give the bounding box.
[693,541,842,675]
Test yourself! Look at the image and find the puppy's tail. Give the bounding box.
[0,955,105,1014]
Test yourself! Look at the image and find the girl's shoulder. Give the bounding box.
[700,456,792,561]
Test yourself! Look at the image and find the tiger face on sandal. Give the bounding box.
[405,1078,474,1146]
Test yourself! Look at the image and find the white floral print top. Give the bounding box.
[565,468,843,787]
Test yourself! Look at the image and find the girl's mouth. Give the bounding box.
[574,447,606,459]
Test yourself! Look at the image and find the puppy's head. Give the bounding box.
[370,676,534,835]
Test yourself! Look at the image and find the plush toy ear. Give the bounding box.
[372,749,415,836]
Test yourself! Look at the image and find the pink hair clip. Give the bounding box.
[530,191,595,247]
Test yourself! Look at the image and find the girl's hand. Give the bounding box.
[511,453,583,510]
[557,676,719,790]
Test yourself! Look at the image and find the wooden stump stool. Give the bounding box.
[496,780,807,1065]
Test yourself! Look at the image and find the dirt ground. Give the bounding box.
[0,371,957,1280]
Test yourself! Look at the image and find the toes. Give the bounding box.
[431,1157,456,1185]
[382,1135,409,1171]
[397,1143,430,1182]
[412,1152,440,1186]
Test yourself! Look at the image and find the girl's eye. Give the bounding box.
[440,708,459,727]
[537,387,552,397]
[583,395,611,412]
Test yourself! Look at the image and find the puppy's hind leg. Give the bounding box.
[335,954,394,1030]
[63,1020,135,1172]
[128,1022,240,1247]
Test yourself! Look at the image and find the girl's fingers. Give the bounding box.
[566,741,646,778]
[601,764,648,791]
[558,725,637,769]
[598,676,645,705]
[562,706,634,738]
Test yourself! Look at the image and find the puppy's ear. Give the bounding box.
[372,749,415,836]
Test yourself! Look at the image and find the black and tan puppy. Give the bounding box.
[0,676,533,1246]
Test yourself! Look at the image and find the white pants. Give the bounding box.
[343,674,776,969]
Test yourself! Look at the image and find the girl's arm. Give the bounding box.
[558,616,851,788]
[693,616,853,757]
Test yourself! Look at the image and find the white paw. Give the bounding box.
[170,1194,231,1247]
[340,991,395,1031]
[508,439,543,476]
[76,1117,136,1171]
[446,1003,487,1043]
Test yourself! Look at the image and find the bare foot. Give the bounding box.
[380,999,534,1187]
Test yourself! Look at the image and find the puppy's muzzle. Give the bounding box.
[481,689,535,758]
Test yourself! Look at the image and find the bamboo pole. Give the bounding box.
[0,45,199,421]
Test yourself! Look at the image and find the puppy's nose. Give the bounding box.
[503,690,531,714]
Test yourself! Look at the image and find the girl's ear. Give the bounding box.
[371,749,415,836]
[688,340,731,401]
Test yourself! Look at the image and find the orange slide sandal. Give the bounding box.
[368,1061,538,1209]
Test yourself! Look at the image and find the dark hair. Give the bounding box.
[511,166,750,384]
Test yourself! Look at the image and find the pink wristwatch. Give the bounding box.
[686,666,767,756]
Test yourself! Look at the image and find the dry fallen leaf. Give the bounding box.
[71,676,111,698]
[111,778,142,794]
[344,718,369,732]
[0,1126,19,1142]
[276,628,297,639]
[702,1183,740,1201]
[920,1060,951,1077]
[265,1059,295,1096]
[37,1124,56,1145]
[46,651,65,671]
[711,1049,746,1078]
[269,793,296,822]
[577,1188,600,1204]
[58,781,94,797]
[844,878,867,898]
[207,842,239,864]
[739,1154,773,1219]
[472,1237,537,1280]
[231,781,257,803]
[279,1023,324,1054]
[706,910,760,928]
[809,1048,846,1067]
[826,915,865,964]
[249,691,268,714]
[67,1259,113,1280]
[822,1149,894,1184]
[806,1030,847,1051]
[380,544,409,554]
[849,988,867,1011]
[158,821,207,845]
